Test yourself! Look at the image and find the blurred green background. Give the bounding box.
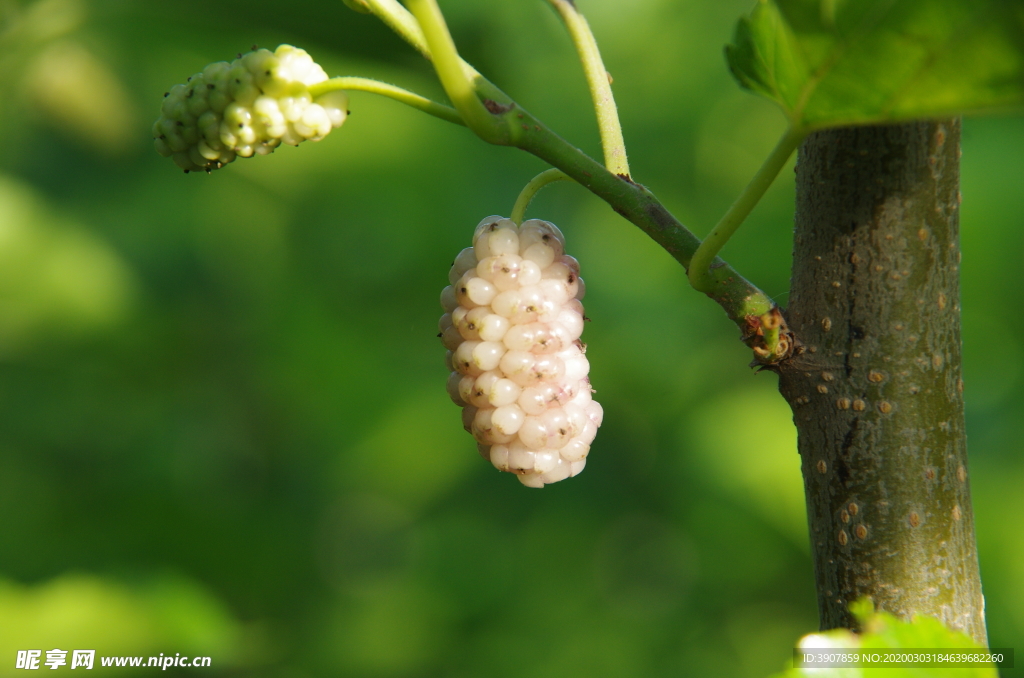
[0,0,1021,675]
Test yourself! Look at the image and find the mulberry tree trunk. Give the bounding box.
[778,120,988,644]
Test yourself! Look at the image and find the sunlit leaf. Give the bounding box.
[726,0,1024,130]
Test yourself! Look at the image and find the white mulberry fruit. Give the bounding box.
[153,45,348,173]
[440,216,601,488]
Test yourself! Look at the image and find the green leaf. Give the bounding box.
[726,0,1024,130]
[770,600,1000,678]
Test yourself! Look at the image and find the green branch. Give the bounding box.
[546,0,629,177]
[352,0,783,357]
[508,111,776,330]
[309,76,465,126]
[687,126,805,293]
[405,0,511,144]
[511,169,572,224]
[355,0,513,108]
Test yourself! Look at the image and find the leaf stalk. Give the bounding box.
[546,0,629,176]
[687,125,805,293]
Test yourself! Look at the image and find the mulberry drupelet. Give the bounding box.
[153,45,348,173]
[440,216,602,488]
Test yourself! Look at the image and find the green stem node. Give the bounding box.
[687,126,806,294]
[361,0,512,107]
[406,0,510,144]
[511,169,573,225]
[760,311,781,356]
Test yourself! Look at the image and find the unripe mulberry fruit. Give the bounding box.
[440,216,601,488]
[153,45,348,173]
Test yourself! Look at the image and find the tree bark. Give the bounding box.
[778,120,987,645]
